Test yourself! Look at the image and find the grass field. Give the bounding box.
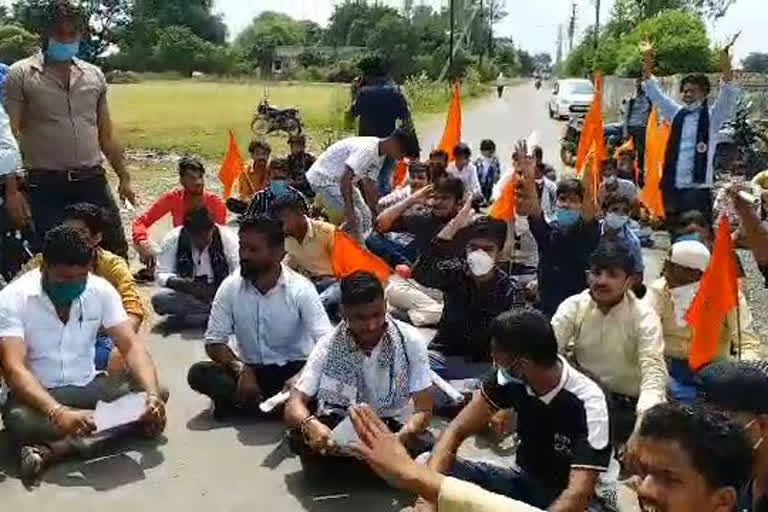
[109,80,352,161]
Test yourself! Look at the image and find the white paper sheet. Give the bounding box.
[331,416,360,450]
[94,392,147,433]
[259,390,290,413]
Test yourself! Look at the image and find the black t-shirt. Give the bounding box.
[481,358,613,492]
[391,208,448,255]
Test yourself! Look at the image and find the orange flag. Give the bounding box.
[438,83,462,162]
[639,108,669,219]
[219,130,245,198]
[393,159,409,188]
[331,231,393,284]
[575,73,607,179]
[489,176,517,221]
[685,216,740,370]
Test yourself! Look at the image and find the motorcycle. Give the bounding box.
[560,113,624,167]
[535,78,542,90]
[251,99,303,136]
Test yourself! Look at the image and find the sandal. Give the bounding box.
[19,444,51,487]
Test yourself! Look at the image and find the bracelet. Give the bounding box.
[47,404,65,424]
[300,415,317,440]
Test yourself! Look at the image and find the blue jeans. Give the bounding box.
[667,358,698,405]
[377,156,396,196]
[365,232,416,267]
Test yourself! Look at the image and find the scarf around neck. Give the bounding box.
[662,100,710,190]
[175,226,229,287]
[316,317,410,416]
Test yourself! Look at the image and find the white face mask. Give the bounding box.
[467,249,495,277]
[670,281,701,327]
[605,212,629,230]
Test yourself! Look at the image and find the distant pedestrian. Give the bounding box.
[496,72,506,98]
[622,78,652,182]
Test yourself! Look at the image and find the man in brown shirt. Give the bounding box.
[3,1,135,258]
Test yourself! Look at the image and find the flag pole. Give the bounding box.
[736,298,743,360]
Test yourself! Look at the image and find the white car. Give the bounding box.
[548,79,595,120]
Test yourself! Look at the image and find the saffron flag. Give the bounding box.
[331,230,393,284]
[639,108,669,219]
[438,83,462,162]
[575,73,607,181]
[489,176,517,221]
[685,216,740,370]
[219,130,245,198]
[393,159,409,188]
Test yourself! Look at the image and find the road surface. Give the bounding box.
[0,82,644,511]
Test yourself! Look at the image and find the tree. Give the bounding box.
[151,25,209,76]
[517,49,535,76]
[533,52,552,71]
[743,53,768,74]
[234,12,305,74]
[364,13,418,79]
[0,23,37,63]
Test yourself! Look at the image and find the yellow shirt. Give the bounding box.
[551,290,668,413]
[284,218,336,278]
[438,477,543,512]
[237,163,268,202]
[643,278,761,361]
[19,249,145,323]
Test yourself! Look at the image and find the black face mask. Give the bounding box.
[240,260,267,280]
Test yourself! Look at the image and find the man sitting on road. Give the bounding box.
[643,240,761,404]
[600,193,645,295]
[368,175,464,267]
[516,141,600,318]
[285,133,316,198]
[284,272,433,467]
[413,204,525,383]
[18,202,145,374]
[414,309,618,512]
[552,241,667,449]
[152,208,239,325]
[271,194,343,321]
[446,143,482,203]
[376,176,465,327]
[187,215,332,420]
[242,158,308,218]
[427,149,449,182]
[305,127,420,242]
[0,226,166,485]
[229,139,271,212]
[377,160,432,210]
[132,157,227,279]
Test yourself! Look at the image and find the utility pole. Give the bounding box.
[556,24,563,66]
[479,0,484,67]
[568,2,577,52]
[449,0,456,78]
[594,0,601,51]
[488,0,494,57]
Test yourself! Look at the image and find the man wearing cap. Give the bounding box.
[285,133,315,199]
[697,359,768,512]
[643,240,761,404]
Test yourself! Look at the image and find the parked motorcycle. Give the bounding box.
[251,99,303,136]
[560,113,624,167]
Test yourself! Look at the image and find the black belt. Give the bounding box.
[28,166,104,185]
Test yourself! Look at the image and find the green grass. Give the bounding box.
[109,80,352,161]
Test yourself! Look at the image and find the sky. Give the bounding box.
[214,0,768,64]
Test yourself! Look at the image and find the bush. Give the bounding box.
[0,24,38,64]
[105,70,141,84]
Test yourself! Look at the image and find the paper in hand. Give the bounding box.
[331,416,360,452]
[94,392,147,433]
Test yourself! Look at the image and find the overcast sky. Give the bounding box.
[214,0,767,64]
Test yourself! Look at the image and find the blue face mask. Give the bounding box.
[269,180,289,197]
[46,38,80,62]
[676,232,702,243]
[44,278,87,306]
[496,365,524,387]
[556,208,581,227]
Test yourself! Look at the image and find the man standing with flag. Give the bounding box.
[641,37,740,226]
[643,233,761,404]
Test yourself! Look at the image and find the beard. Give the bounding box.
[240,261,268,280]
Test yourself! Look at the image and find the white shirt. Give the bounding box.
[295,319,432,418]
[551,290,668,413]
[306,136,385,188]
[0,104,20,178]
[205,265,333,366]
[0,269,128,388]
[446,161,482,199]
[155,225,240,287]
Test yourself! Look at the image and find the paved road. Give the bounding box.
[421,81,566,175]
[0,82,644,511]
